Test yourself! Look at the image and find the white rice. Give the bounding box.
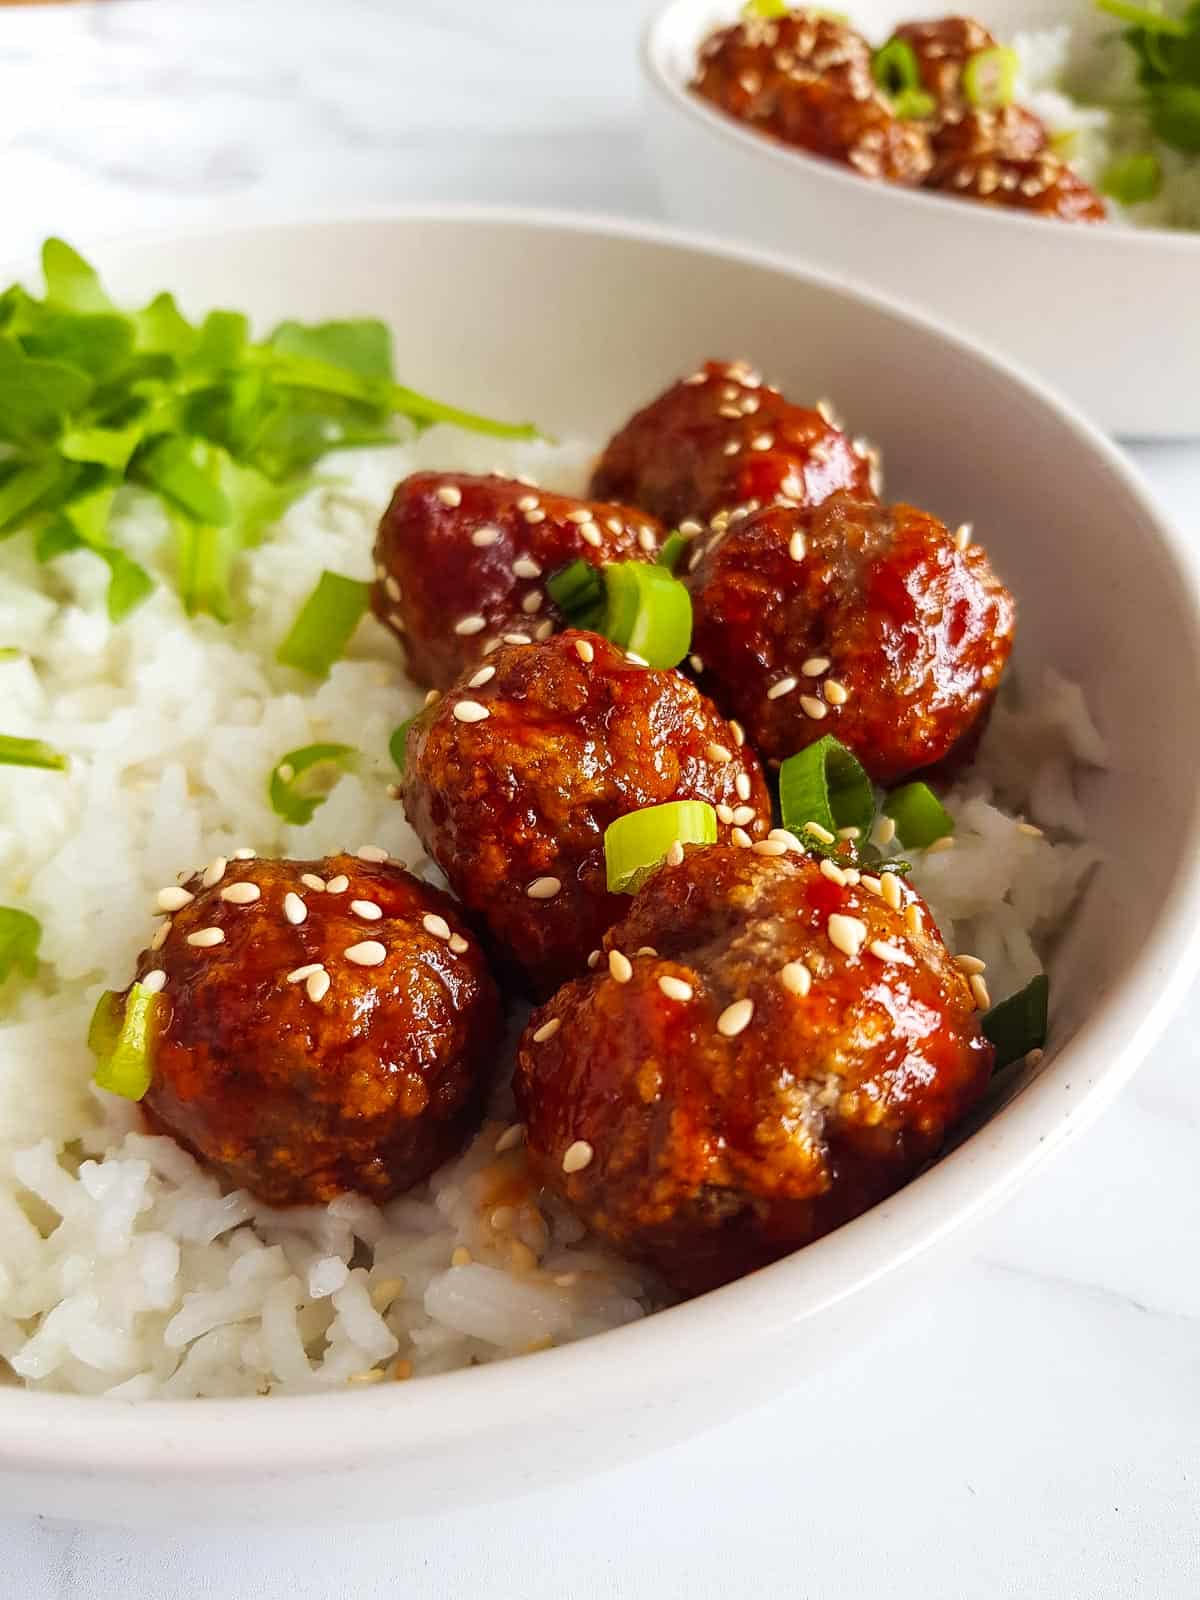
[1012,23,1200,232]
[0,424,1103,1398]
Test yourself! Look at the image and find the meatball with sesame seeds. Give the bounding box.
[514,845,992,1295]
[685,492,1015,784]
[589,361,875,531]
[399,630,772,999]
[690,11,934,185]
[372,472,664,689]
[126,852,500,1206]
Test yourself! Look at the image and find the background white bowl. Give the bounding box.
[643,0,1200,440]
[2,208,1199,1525]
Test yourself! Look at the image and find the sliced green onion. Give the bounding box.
[389,716,416,774]
[546,558,604,617]
[0,648,18,661]
[0,733,67,771]
[90,981,165,1101]
[893,87,937,119]
[779,735,874,844]
[601,563,692,668]
[883,781,954,849]
[1149,82,1200,153]
[982,974,1049,1071]
[872,37,922,93]
[1101,150,1163,202]
[1094,0,1188,35]
[657,532,689,573]
[277,570,370,677]
[0,906,41,985]
[742,0,788,16]
[269,742,357,825]
[962,46,1019,109]
[604,801,717,894]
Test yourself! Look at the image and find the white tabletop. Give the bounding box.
[2,1,1199,1593]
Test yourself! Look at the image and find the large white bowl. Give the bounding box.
[2,208,1199,1525]
[643,0,1200,439]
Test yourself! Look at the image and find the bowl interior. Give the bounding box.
[3,212,1200,1510]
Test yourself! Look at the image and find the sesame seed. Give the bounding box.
[729,721,746,747]
[731,827,751,847]
[533,1017,561,1042]
[956,953,987,975]
[151,922,170,951]
[683,371,707,385]
[800,695,828,721]
[388,610,405,631]
[276,764,295,784]
[637,527,656,553]
[861,874,882,896]
[575,639,594,664]
[970,974,991,1010]
[526,877,561,900]
[837,826,860,840]
[954,523,972,551]
[625,650,649,667]
[284,893,307,926]
[666,840,685,867]
[351,900,383,921]
[767,676,798,700]
[436,484,463,507]
[680,519,703,536]
[753,839,788,856]
[843,868,861,886]
[718,404,742,420]
[424,690,441,707]
[157,886,194,912]
[454,614,487,636]
[723,440,741,456]
[735,772,752,801]
[453,700,490,723]
[534,619,554,641]
[524,508,546,525]
[768,828,804,852]
[221,882,261,905]
[820,858,848,887]
[687,655,705,676]
[608,949,633,984]
[905,903,922,935]
[562,1140,594,1174]
[384,576,401,602]
[503,632,531,646]
[300,873,326,893]
[580,524,603,548]
[716,804,735,825]
[1017,821,1044,838]
[788,531,807,562]
[567,507,594,524]
[451,1246,473,1267]
[422,913,452,941]
[490,1206,516,1232]
[287,963,323,983]
[472,525,502,547]
[828,914,867,958]
[780,961,812,997]
[587,949,601,969]
[1026,1048,1045,1067]
[740,394,760,414]
[707,741,733,764]
[824,679,849,706]
[495,1123,525,1153]
[750,433,774,451]
[187,927,225,948]
[605,517,622,535]
[306,969,331,1002]
[448,933,469,954]
[326,875,350,893]
[880,872,903,911]
[801,657,830,676]
[515,474,539,488]
[141,969,167,995]
[348,1368,386,1386]
[804,820,836,845]
[202,856,227,888]
[520,589,543,614]
[659,975,694,1002]
[345,940,387,967]
[516,494,539,512]
[871,815,897,848]
[925,836,956,855]
[732,804,757,826]
[233,848,257,860]
[717,998,755,1037]
[869,939,913,966]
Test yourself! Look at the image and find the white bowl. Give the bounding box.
[2,207,1199,1525]
[643,0,1200,439]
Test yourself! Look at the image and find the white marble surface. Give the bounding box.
[2,1,1199,1593]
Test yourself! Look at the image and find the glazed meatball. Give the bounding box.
[685,493,1015,784]
[129,852,500,1206]
[400,630,772,999]
[372,473,663,690]
[589,360,875,531]
[515,845,993,1295]
[892,15,1001,103]
[692,10,933,184]
[929,146,1107,220]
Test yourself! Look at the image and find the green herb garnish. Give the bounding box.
[779,735,875,845]
[0,907,41,985]
[982,973,1049,1070]
[269,743,358,825]
[604,801,718,894]
[1101,149,1165,199]
[0,239,536,622]
[883,780,955,850]
[276,571,371,677]
[547,557,692,669]
[657,531,690,573]
[962,46,1019,109]
[389,717,416,774]
[1095,0,1200,156]
[89,981,165,1101]
[0,733,67,771]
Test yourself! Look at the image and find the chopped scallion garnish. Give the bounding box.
[872,37,922,94]
[883,780,954,849]
[276,571,370,677]
[0,906,41,985]
[962,46,1019,109]
[89,982,165,1101]
[604,801,717,894]
[742,0,789,16]
[389,717,416,773]
[0,733,67,771]
[982,974,1049,1070]
[657,531,689,573]
[1094,0,1187,35]
[893,87,937,118]
[602,562,692,668]
[779,735,874,844]
[269,742,357,825]
[546,558,604,618]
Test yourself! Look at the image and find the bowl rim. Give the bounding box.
[642,0,1200,254]
[2,201,1199,1481]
